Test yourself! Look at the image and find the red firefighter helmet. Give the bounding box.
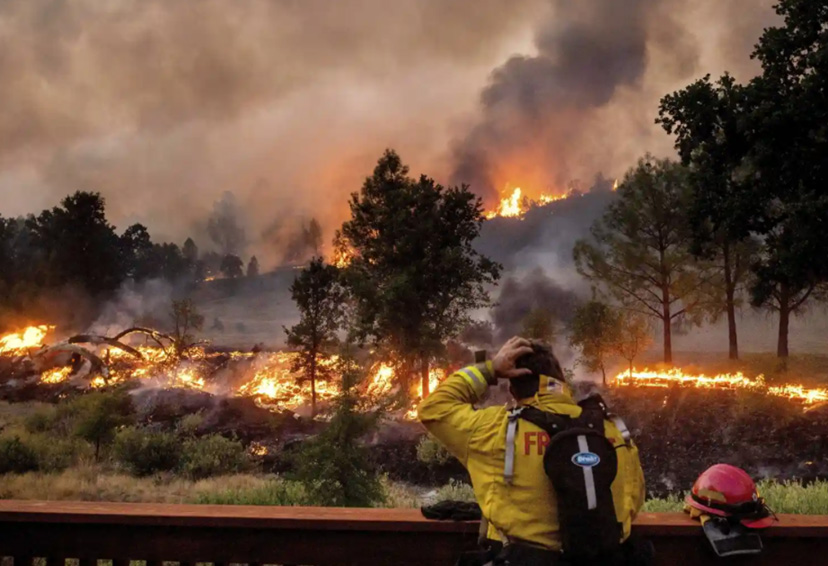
[685,464,774,529]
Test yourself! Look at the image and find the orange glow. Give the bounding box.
[612,178,619,191]
[332,247,354,268]
[614,368,828,405]
[485,184,577,219]
[41,366,72,384]
[0,325,53,356]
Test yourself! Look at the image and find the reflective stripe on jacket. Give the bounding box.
[417,362,646,551]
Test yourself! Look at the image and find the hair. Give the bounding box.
[509,341,565,400]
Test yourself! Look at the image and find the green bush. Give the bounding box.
[433,479,475,502]
[0,436,38,474]
[181,434,251,480]
[291,350,384,507]
[415,435,454,466]
[193,478,312,505]
[24,406,59,434]
[113,427,181,476]
[26,433,87,472]
[70,391,135,460]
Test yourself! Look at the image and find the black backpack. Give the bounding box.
[508,396,623,563]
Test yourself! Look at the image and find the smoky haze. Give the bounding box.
[450,0,778,202]
[0,0,777,267]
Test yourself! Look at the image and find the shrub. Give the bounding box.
[0,436,38,474]
[70,391,136,460]
[292,349,384,507]
[25,433,88,473]
[113,427,180,476]
[177,412,205,437]
[193,478,312,505]
[415,435,454,466]
[181,434,251,480]
[433,479,475,502]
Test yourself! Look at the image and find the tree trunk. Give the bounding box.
[600,365,606,386]
[723,243,739,360]
[310,355,317,417]
[662,285,672,365]
[777,285,790,359]
[421,357,430,398]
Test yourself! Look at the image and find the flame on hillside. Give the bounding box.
[485,186,577,220]
[615,368,828,405]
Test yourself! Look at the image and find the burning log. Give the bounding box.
[31,343,110,383]
[68,334,145,360]
[113,327,175,350]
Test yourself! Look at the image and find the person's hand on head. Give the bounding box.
[493,336,534,380]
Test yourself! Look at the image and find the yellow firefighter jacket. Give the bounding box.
[418,362,646,551]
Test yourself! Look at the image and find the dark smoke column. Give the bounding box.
[450,0,665,203]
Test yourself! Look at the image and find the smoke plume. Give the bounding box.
[450,0,778,203]
[491,268,582,344]
[0,0,778,266]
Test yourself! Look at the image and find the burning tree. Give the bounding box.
[574,157,715,364]
[336,150,500,399]
[284,258,346,417]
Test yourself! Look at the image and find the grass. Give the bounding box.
[642,480,828,515]
[2,468,827,515]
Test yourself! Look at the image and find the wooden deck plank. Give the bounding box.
[0,501,825,537]
[2,501,828,566]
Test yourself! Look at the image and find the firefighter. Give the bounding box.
[418,337,647,566]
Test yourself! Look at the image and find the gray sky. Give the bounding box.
[0,0,777,266]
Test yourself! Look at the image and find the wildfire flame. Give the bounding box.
[612,178,619,191]
[615,368,828,405]
[0,325,53,356]
[485,186,575,220]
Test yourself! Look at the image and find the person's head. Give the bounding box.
[509,341,565,400]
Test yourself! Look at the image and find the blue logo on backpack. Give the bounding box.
[572,452,601,468]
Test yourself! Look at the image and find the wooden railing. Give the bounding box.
[1,501,826,566]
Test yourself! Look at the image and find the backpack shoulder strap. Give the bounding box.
[517,406,572,436]
[503,407,523,485]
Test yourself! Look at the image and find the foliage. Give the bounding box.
[170,299,205,357]
[569,300,620,384]
[194,478,313,506]
[574,156,715,364]
[285,258,346,416]
[0,436,38,474]
[112,427,181,476]
[291,347,384,507]
[182,237,199,265]
[220,254,244,278]
[70,390,136,460]
[26,191,125,296]
[658,75,760,360]
[180,434,251,480]
[433,479,476,503]
[337,149,501,397]
[612,312,653,377]
[415,435,454,467]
